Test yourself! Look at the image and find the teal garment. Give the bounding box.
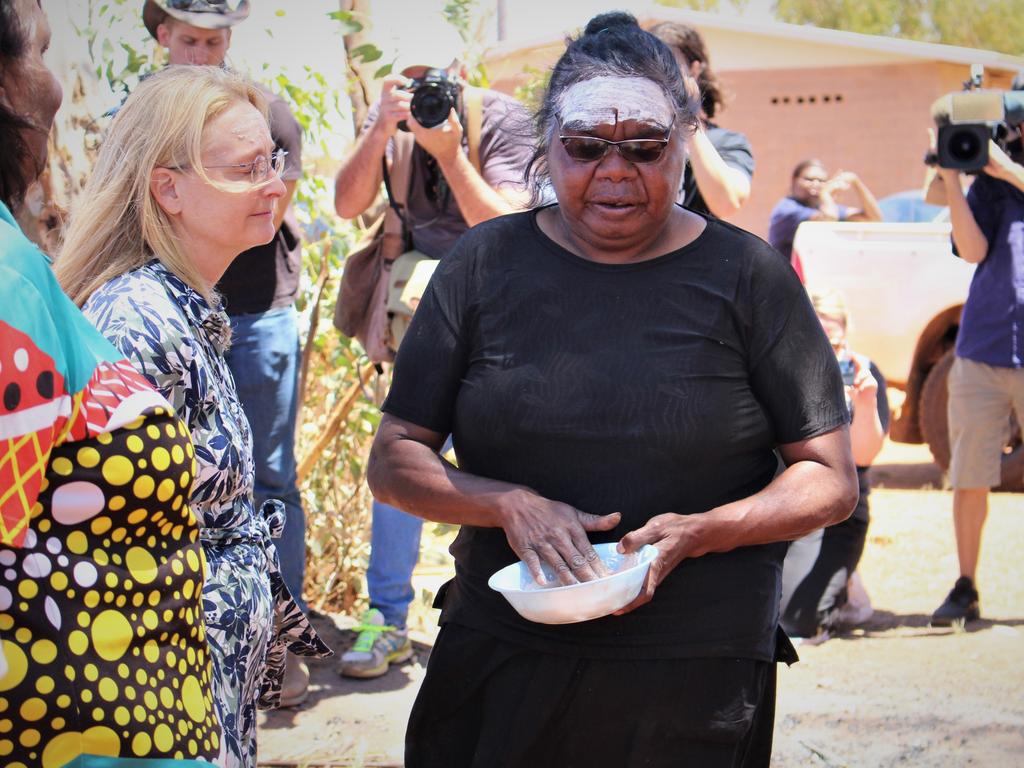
[0,201,224,764]
[0,201,122,392]
[0,200,125,548]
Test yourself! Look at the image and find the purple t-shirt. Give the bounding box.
[364,88,533,260]
[954,173,1024,368]
[767,196,849,260]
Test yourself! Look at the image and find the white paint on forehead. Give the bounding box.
[557,76,674,129]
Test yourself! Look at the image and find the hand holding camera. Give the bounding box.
[375,75,415,137]
[926,85,1024,172]
[839,351,878,409]
[407,105,463,167]
[401,68,462,130]
[375,69,465,165]
[980,139,1024,185]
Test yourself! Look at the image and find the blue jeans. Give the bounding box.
[367,499,423,630]
[367,437,452,629]
[225,305,307,613]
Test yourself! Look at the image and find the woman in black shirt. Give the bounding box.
[369,13,858,768]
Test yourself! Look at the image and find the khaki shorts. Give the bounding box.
[947,356,1024,488]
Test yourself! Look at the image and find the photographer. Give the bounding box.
[650,22,754,218]
[768,159,883,262]
[334,44,530,248]
[781,289,889,643]
[333,25,532,679]
[930,113,1024,626]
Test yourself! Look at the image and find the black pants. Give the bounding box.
[780,515,869,637]
[406,623,780,768]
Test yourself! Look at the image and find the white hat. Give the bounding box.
[143,0,250,40]
[383,12,465,76]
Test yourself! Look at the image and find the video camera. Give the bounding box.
[927,69,1024,170]
[398,68,461,131]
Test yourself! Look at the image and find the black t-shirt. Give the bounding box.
[383,209,848,661]
[679,124,755,217]
[218,86,304,315]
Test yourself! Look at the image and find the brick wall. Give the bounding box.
[699,62,1006,237]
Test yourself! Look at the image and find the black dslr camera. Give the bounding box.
[398,68,461,131]
[927,69,1024,170]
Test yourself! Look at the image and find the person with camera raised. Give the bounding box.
[768,158,883,264]
[780,289,889,644]
[334,28,530,254]
[650,21,754,219]
[929,96,1024,627]
[333,19,532,679]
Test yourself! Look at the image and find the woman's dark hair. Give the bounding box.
[649,22,723,120]
[525,12,700,206]
[791,158,826,181]
[0,1,35,209]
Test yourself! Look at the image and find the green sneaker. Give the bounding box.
[338,608,414,679]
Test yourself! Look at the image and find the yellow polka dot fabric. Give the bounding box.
[0,407,220,766]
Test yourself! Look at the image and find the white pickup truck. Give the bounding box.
[793,221,1023,491]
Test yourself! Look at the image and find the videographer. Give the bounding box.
[930,108,1024,627]
[333,23,532,679]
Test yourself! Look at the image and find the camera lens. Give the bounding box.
[411,84,453,129]
[949,129,982,162]
[937,123,990,169]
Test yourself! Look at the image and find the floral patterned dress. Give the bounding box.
[0,202,222,766]
[83,259,329,768]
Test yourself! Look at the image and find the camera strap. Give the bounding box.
[379,91,483,236]
[382,158,407,228]
[464,86,483,174]
[381,132,415,243]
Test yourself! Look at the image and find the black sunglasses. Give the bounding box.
[558,127,673,165]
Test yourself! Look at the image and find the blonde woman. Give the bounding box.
[57,66,329,768]
[779,288,889,644]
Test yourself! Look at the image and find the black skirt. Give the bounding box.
[406,623,782,768]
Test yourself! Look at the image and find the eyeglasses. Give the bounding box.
[205,149,287,185]
[558,128,672,165]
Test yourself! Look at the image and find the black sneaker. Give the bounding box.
[931,576,980,626]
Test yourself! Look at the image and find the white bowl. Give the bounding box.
[487,542,659,624]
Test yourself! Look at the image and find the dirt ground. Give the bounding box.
[257,441,1024,767]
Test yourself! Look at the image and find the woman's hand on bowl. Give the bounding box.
[612,513,700,615]
[498,488,621,587]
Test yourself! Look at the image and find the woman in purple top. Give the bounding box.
[767,158,882,262]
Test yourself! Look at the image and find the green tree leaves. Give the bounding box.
[773,0,1024,56]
